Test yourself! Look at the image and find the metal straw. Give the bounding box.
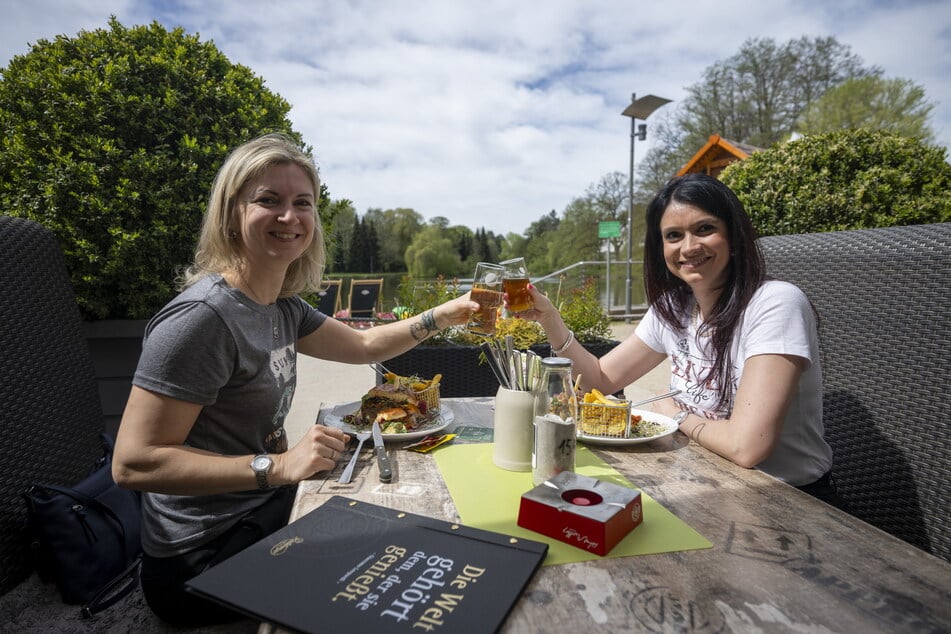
[629,389,682,408]
[481,342,509,389]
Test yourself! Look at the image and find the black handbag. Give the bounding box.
[23,433,142,617]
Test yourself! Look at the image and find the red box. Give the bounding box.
[517,471,643,555]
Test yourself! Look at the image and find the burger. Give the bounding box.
[346,383,429,431]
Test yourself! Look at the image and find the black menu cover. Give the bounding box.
[186,495,548,633]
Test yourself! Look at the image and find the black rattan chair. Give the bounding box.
[760,223,951,563]
[0,217,104,596]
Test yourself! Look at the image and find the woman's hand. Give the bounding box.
[275,424,350,484]
[434,292,480,328]
[507,284,557,324]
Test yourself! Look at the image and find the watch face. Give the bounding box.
[253,456,272,471]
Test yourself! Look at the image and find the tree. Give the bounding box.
[0,18,325,319]
[471,228,494,264]
[501,231,529,262]
[363,207,424,272]
[543,197,601,271]
[720,129,951,235]
[677,36,875,151]
[451,226,475,265]
[797,76,936,142]
[521,210,560,274]
[346,216,380,272]
[635,35,884,229]
[635,110,687,197]
[404,225,465,278]
[326,199,357,273]
[584,172,628,261]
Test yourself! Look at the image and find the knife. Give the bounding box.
[371,421,393,483]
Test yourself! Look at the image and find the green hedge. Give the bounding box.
[721,129,951,235]
[0,18,301,319]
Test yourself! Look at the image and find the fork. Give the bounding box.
[338,431,370,484]
[368,362,395,380]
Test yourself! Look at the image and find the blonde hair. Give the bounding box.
[181,133,325,296]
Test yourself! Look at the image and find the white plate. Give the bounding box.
[324,402,454,442]
[576,409,678,446]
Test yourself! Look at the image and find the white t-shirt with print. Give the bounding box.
[635,280,832,486]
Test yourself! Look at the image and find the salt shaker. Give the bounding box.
[532,357,577,485]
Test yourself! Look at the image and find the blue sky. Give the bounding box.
[2,0,949,236]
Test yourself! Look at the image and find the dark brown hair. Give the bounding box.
[643,174,765,411]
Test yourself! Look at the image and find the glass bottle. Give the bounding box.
[534,357,578,423]
[532,357,577,485]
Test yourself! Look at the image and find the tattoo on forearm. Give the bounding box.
[410,309,439,342]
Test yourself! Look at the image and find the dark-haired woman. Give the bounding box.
[515,173,840,505]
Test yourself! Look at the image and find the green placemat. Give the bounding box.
[433,443,712,565]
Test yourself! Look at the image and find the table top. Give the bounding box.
[263,397,951,633]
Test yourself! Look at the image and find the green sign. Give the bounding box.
[598,221,621,238]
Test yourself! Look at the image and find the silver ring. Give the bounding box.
[330,449,336,460]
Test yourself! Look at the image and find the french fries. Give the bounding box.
[583,388,623,405]
[384,371,441,391]
[383,371,442,412]
[579,389,630,436]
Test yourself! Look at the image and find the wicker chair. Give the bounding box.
[760,223,951,563]
[0,217,104,596]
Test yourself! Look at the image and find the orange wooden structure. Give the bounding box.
[677,134,761,178]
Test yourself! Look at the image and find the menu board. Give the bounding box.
[186,495,548,633]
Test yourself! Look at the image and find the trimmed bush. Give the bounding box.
[720,129,951,236]
[0,18,303,319]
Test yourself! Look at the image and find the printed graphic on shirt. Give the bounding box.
[266,345,296,453]
[670,335,735,418]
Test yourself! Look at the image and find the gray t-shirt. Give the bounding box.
[132,274,325,557]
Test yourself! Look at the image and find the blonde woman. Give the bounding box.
[113,133,475,626]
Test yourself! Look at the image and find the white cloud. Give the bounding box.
[2,0,948,236]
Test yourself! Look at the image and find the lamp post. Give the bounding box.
[621,93,671,321]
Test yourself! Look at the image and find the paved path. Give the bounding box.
[284,321,670,444]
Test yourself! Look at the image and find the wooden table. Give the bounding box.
[264,397,951,633]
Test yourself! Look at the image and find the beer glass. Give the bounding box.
[500,257,533,313]
[466,262,505,336]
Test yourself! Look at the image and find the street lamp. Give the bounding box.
[621,93,671,321]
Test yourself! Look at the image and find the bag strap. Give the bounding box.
[80,555,142,619]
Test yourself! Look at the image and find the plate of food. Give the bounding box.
[576,409,678,446]
[324,383,454,441]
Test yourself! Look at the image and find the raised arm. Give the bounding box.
[511,285,666,394]
[297,293,477,364]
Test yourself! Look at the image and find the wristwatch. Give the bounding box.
[251,454,273,489]
[672,411,689,426]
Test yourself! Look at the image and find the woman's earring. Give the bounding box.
[228,230,237,239]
